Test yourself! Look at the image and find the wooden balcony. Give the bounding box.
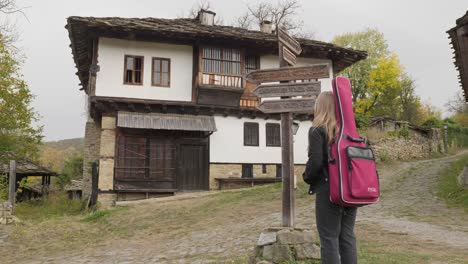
[198,73,259,109]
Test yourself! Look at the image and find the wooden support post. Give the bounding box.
[8,160,16,213]
[88,162,99,209]
[281,112,295,227]
[279,42,295,227]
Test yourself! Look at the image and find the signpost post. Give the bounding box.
[8,160,16,214]
[245,28,328,227]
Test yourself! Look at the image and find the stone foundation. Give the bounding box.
[252,227,321,263]
[98,193,117,209]
[0,202,14,225]
[209,164,306,190]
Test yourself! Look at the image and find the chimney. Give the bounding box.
[197,9,216,26]
[260,20,272,34]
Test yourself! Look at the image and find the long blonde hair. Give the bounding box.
[312,91,337,143]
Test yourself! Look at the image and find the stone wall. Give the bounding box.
[82,118,101,197]
[209,164,306,190]
[371,129,445,161]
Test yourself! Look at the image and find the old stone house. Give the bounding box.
[66,10,366,202]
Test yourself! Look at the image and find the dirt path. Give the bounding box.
[2,152,468,263]
[359,152,468,249]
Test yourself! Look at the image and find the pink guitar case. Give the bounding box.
[329,77,380,207]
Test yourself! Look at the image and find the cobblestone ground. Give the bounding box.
[1,152,468,263]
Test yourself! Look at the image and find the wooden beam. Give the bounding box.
[109,100,119,111]
[127,103,136,112]
[144,103,152,113]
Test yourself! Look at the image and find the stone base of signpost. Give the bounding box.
[0,202,15,225]
[251,227,321,264]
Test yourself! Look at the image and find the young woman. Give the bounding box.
[304,91,358,264]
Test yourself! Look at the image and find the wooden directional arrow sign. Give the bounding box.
[244,64,330,84]
[253,81,321,98]
[278,28,302,55]
[282,46,296,66]
[257,98,315,113]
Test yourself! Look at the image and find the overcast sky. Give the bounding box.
[8,0,468,141]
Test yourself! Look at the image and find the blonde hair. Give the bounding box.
[312,91,337,143]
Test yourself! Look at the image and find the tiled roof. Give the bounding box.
[0,153,57,176]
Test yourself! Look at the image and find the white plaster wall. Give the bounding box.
[96,37,193,102]
[210,116,311,164]
[259,55,334,91]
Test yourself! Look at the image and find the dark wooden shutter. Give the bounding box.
[244,122,259,146]
[242,164,253,178]
[266,123,281,147]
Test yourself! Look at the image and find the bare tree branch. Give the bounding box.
[445,91,467,114]
[0,0,28,20]
[235,0,305,35]
[186,0,213,18]
[235,13,252,29]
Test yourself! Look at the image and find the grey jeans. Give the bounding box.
[315,182,358,264]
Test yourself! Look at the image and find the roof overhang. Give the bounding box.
[117,111,217,132]
[448,11,468,102]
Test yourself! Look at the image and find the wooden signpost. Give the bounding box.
[244,64,330,84]
[245,28,328,227]
[253,82,321,98]
[282,46,297,66]
[257,98,316,114]
[278,28,302,55]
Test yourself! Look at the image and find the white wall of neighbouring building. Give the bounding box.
[210,116,311,164]
[259,55,334,91]
[96,37,193,102]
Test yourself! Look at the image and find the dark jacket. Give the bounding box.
[303,126,329,194]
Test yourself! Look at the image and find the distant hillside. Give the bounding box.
[40,138,84,173]
[43,138,84,153]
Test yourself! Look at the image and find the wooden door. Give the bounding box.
[177,141,209,191]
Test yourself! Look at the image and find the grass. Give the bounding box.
[14,192,83,221]
[437,154,468,211]
[81,207,128,222]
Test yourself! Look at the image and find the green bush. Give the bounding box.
[355,113,370,129]
[422,117,443,128]
[57,154,83,189]
[0,175,8,200]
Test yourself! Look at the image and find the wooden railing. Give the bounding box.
[201,73,243,88]
[240,96,259,108]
